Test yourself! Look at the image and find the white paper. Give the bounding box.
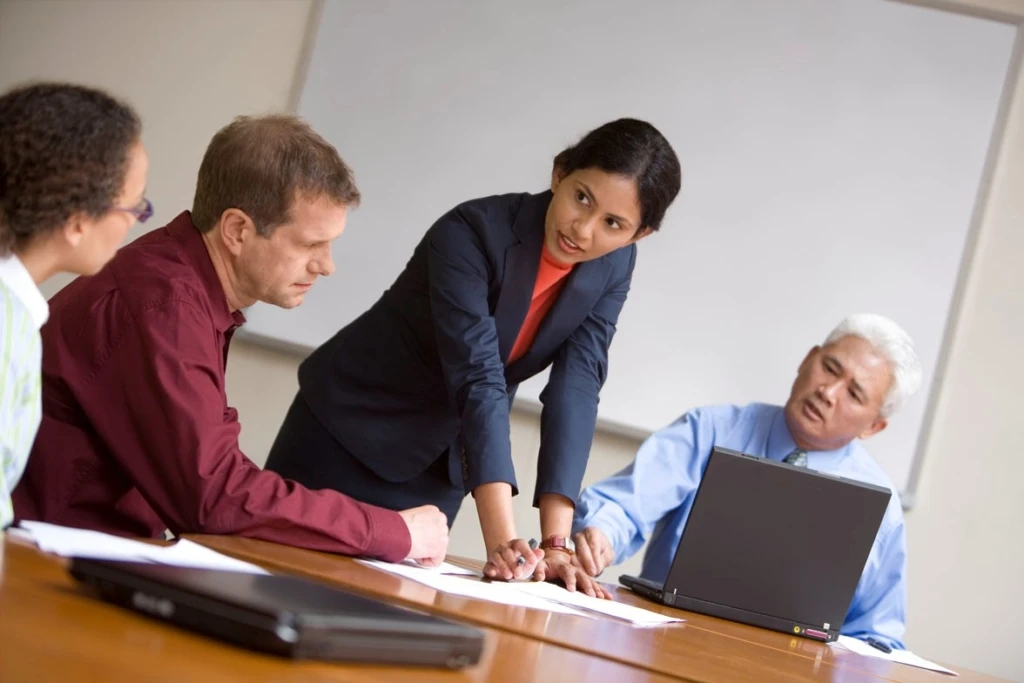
[18,521,267,575]
[150,539,271,574]
[426,575,592,616]
[22,520,167,560]
[358,559,589,616]
[510,580,683,626]
[831,636,958,676]
[359,558,681,624]
[360,558,480,577]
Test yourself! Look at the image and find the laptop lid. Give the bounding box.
[664,447,891,631]
[70,558,484,666]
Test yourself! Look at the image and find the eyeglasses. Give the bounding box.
[113,197,154,223]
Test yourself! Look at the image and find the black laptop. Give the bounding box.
[69,558,485,668]
[620,446,891,642]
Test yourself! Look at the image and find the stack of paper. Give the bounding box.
[14,521,267,575]
[830,636,958,676]
[359,559,683,626]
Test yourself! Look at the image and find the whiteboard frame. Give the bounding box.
[239,0,1024,509]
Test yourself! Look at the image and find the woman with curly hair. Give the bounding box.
[0,82,149,528]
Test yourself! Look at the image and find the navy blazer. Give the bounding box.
[297,191,636,505]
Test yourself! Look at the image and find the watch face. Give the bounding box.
[564,536,576,552]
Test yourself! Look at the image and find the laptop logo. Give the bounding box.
[132,591,175,619]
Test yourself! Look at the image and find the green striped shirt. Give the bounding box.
[0,254,48,529]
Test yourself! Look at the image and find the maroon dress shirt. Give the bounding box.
[13,212,410,561]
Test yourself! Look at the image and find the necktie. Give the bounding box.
[783,449,808,468]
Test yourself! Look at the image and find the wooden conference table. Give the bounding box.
[0,533,1008,682]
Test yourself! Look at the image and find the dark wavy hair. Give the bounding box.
[554,118,681,234]
[0,82,142,255]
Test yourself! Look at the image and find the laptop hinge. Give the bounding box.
[664,588,677,606]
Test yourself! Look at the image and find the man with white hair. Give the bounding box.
[570,314,922,649]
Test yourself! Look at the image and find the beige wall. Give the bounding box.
[901,33,1024,683]
[1,0,1021,679]
[0,0,313,297]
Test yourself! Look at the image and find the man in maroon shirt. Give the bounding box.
[13,115,448,565]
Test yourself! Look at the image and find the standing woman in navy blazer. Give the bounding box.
[266,119,681,594]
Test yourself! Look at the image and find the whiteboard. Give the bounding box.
[241,0,1016,497]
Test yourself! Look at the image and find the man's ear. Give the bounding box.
[798,345,820,374]
[217,208,256,256]
[858,416,888,441]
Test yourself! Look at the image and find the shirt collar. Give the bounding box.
[0,253,49,329]
[766,406,851,465]
[165,211,246,332]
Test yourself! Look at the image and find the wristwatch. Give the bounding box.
[541,535,576,555]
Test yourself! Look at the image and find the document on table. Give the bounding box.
[359,558,481,577]
[358,559,589,616]
[830,636,958,676]
[359,559,683,625]
[511,580,682,626]
[15,521,268,575]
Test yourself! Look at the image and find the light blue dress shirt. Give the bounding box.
[574,403,907,649]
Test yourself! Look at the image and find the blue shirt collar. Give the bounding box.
[766,406,853,465]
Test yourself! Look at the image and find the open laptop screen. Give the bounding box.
[666,448,890,629]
